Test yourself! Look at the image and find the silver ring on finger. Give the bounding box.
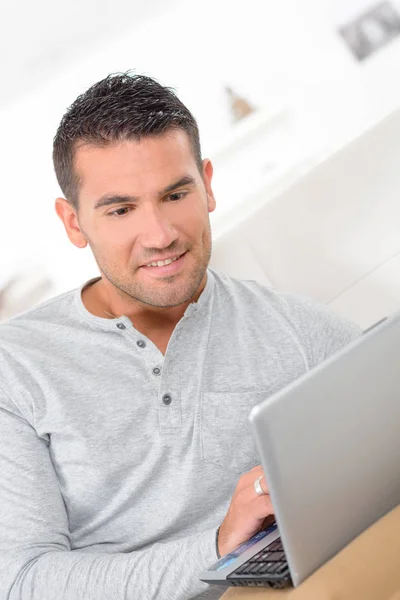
[254,475,266,496]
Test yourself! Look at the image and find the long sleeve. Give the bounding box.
[0,397,219,600]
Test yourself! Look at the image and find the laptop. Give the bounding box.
[200,313,400,589]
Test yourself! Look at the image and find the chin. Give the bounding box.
[141,281,199,308]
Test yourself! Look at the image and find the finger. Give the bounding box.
[239,476,271,505]
[242,465,265,485]
[253,494,275,518]
[238,467,269,495]
[237,466,264,491]
[237,484,273,518]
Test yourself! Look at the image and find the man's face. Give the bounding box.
[63,130,216,308]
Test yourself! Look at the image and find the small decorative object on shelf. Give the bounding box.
[338,1,400,62]
[225,86,255,123]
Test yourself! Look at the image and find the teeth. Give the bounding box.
[146,256,179,268]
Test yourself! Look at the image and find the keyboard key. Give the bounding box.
[268,541,280,551]
[247,564,261,574]
[234,566,247,575]
[251,563,266,574]
[266,562,281,574]
[273,552,285,562]
[268,552,283,562]
[275,563,289,574]
[258,562,276,574]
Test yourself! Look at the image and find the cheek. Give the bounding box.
[97,216,139,243]
[89,224,138,262]
[176,204,210,237]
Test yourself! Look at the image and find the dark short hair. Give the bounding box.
[52,72,202,209]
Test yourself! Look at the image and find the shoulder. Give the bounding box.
[209,270,361,364]
[210,269,325,317]
[210,269,283,308]
[0,287,80,418]
[0,287,77,340]
[0,286,80,379]
[211,269,357,321]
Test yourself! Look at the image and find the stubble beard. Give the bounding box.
[92,234,212,309]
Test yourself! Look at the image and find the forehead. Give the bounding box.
[74,130,199,203]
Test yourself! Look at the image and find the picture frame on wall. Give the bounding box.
[338,1,400,61]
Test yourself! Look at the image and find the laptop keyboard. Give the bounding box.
[227,538,290,582]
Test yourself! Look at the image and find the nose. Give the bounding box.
[138,204,179,250]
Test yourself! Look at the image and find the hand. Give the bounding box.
[217,465,274,557]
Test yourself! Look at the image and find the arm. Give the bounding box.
[0,393,218,600]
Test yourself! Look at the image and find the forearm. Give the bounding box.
[0,393,220,600]
[5,528,218,600]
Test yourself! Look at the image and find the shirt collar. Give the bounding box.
[74,270,215,330]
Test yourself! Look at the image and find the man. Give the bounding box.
[0,73,359,600]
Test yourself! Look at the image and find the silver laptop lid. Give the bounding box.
[249,312,400,587]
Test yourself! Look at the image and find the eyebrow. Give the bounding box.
[93,175,196,210]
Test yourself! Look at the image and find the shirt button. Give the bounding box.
[162,394,172,405]
[137,340,146,348]
[116,322,126,330]
[152,367,161,376]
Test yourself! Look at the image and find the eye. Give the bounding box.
[167,191,187,202]
[109,206,132,217]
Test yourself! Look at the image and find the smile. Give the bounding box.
[145,255,181,268]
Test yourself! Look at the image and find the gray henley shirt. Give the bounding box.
[0,269,360,600]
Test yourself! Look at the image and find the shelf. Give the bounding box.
[206,104,290,166]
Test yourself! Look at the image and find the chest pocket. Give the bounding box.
[200,390,269,475]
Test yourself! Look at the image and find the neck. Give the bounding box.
[82,274,207,332]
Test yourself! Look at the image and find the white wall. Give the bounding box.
[1,0,400,300]
[210,107,400,329]
[0,0,172,108]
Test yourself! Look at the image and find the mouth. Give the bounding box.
[140,252,187,275]
[143,253,183,268]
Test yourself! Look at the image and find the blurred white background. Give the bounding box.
[1,0,400,317]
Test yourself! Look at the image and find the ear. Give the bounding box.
[202,159,216,213]
[55,198,88,249]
